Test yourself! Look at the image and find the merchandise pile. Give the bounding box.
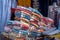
[3,6,60,40]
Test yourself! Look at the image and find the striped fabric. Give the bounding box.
[4,6,56,36]
[12,7,55,33]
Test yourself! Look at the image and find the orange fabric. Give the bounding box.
[38,29,44,32]
[18,0,31,7]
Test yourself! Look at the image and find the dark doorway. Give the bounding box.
[31,0,48,17]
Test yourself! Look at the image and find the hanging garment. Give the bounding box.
[0,0,3,33]
[11,0,17,8]
[0,0,11,33]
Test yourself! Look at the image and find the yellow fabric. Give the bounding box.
[18,0,31,7]
[50,33,60,40]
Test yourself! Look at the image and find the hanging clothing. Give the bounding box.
[11,0,17,8]
[0,0,3,33]
[0,0,11,33]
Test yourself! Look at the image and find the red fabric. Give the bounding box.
[21,24,29,29]
[42,18,48,24]
[11,8,16,13]
[11,8,20,13]
[30,20,38,25]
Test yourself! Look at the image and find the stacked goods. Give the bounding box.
[42,17,54,29]
[4,6,55,39]
[15,8,31,30]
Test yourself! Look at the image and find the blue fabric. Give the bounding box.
[40,26,49,31]
[21,30,28,35]
[12,28,19,33]
[58,20,60,30]
[44,38,49,40]
[23,14,30,20]
[0,0,3,33]
[43,27,56,34]
[0,0,17,33]
[11,0,17,8]
[30,31,37,37]
[19,30,28,35]
[0,0,11,33]
[15,10,30,20]
[15,11,21,18]
[29,7,42,16]
[48,30,60,35]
